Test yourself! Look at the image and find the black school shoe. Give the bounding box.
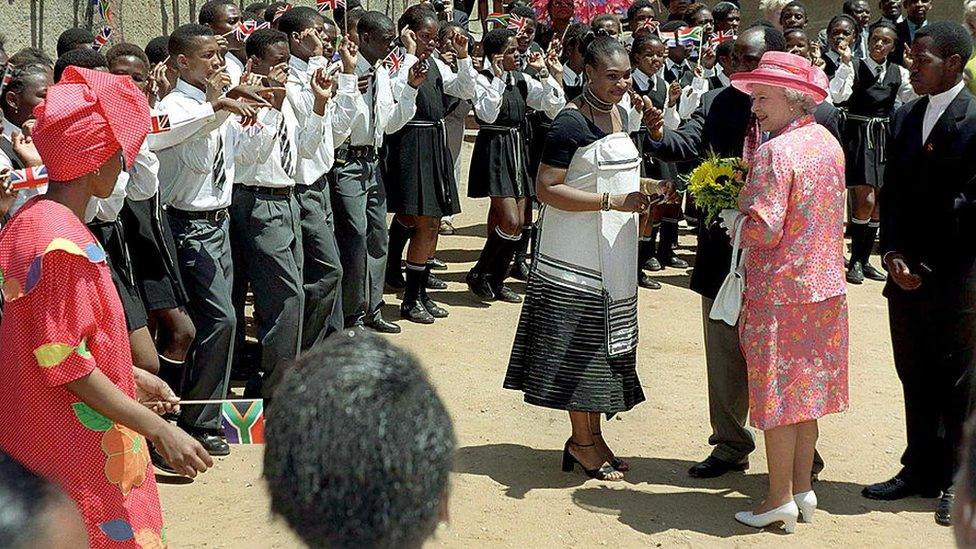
[936,488,954,526]
[401,301,435,324]
[466,271,496,300]
[426,273,448,290]
[846,261,864,284]
[493,285,523,303]
[687,456,748,478]
[861,476,941,500]
[639,271,662,290]
[863,262,887,281]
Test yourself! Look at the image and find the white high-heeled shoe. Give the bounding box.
[735,501,799,533]
[794,490,817,523]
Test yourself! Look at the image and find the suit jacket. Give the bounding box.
[646,86,841,298]
[880,87,976,304]
[891,19,917,67]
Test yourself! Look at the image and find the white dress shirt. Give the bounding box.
[84,173,129,223]
[830,57,917,107]
[127,140,162,201]
[155,79,235,211]
[473,70,565,123]
[233,97,331,188]
[225,52,246,88]
[3,120,46,217]
[923,80,965,144]
[395,54,477,102]
[344,53,419,148]
[631,69,680,130]
[563,65,584,89]
[285,55,359,185]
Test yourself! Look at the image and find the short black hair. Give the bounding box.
[915,21,974,64]
[144,35,169,64]
[784,28,808,41]
[564,22,590,54]
[277,6,323,37]
[168,23,215,58]
[591,13,621,33]
[54,48,107,82]
[583,34,628,67]
[244,2,269,16]
[627,0,656,23]
[509,5,537,20]
[483,28,517,58]
[398,5,439,32]
[827,14,858,33]
[439,20,465,42]
[712,1,739,22]
[264,1,291,24]
[868,19,898,36]
[8,47,53,69]
[245,28,288,59]
[264,331,455,549]
[630,31,663,64]
[0,452,68,549]
[56,28,95,57]
[843,0,868,16]
[105,43,150,69]
[358,10,395,38]
[782,0,806,13]
[198,0,236,25]
[333,0,363,29]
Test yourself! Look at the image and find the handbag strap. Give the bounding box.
[728,215,745,272]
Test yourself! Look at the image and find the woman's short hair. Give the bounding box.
[482,28,516,58]
[827,14,858,33]
[713,1,739,22]
[582,34,627,67]
[783,88,818,115]
[264,331,455,549]
[398,4,438,32]
[626,0,656,23]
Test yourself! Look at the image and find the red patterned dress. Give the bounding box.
[0,198,165,548]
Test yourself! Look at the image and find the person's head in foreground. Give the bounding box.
[956,413,976,547]
[264,330,456,549]
[908,21,973,97]
[0,451,88,548]
[730,50,828,133]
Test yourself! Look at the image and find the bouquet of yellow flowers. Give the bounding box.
[684,155,749,225]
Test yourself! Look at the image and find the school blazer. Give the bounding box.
[880,88,976,302]
[644,85,841,299]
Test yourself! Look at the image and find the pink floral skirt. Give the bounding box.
[739,295,850,430]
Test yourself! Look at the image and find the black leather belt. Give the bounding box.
[338,145,377,160]
[238,185,292,197]
[167,207,229,222]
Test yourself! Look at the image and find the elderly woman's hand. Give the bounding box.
[718,208,744,234]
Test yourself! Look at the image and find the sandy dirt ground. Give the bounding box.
[158,142,956,548]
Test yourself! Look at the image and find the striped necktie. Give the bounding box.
[276,115,293,177]
[212,131,226,193]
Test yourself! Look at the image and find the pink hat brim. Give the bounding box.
[729,71,828,104]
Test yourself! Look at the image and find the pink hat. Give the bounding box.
[730,51,829,104]
[31,66,150,182]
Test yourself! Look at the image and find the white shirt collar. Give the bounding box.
[2,119,20,141]
[173,78,207,102]
[226,52,245,70]
[563,65,582,86]
[666,58,685,72]
[927,80,965,111]
[289,55,309,73]
[632,69,651,91]
[356,53,374,74]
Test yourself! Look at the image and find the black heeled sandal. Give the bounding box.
[592,430,630,472]
[561,440,622,481]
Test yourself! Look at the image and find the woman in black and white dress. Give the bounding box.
[504,36,676,481]
[466,29,564,303]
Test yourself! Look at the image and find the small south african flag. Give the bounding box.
[485,13,510,29]
[220,399,265,444]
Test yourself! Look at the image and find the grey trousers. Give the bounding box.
[701,296,756,463]
[330,156,388,326]
[702,296,826,473]
[169,214,236,431]
[295,177,344,350]
[229,186,304,399]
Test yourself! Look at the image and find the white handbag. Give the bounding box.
[709,216,747,326]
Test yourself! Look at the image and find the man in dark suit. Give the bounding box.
[643,25,840,480]
[865,21,976,527]
[891,0,931,65]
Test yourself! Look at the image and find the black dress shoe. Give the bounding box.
[466,271,496,300]
[426,273,448,290]
[365,317,402,334]
[861,476,941,500]
[642,256,663,272]
[638,271,662,290]
[509,258,530,281]
[863,262,887,281]
[687,456,748,478]
[187,431,231,456]
[847,261,864,284]
[429,257,448,270]
[493,285,523,303]
[386,267,405,290]
[659,255,689,269]
[149,443,177,474]
[936,487,954,526]
[401,301,435,324]
[421,298,449,318]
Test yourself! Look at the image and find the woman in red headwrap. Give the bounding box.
[0,67,213,548]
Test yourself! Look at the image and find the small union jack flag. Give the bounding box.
[92,25,113,51]
[636,19,660,34]
[234,20,270,42]
[9,166,48,190]
[709,29,737,45]
[507,14,530,35]
[316,0,345,12]
[383,47,405,73]
[150,114,170,134]
[272,3,292,22]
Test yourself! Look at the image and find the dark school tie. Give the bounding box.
[276,115,293,177]
[212,132,226,193]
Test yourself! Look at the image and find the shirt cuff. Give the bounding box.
[337,73,359,96]
[456,57,473,71]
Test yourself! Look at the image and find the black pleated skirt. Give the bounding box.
[467,128,533,199]
[504,273,645,416]
[383,124,461,218]
[88,219,149,332]
[841,117,888,188]
[120,195,188,311]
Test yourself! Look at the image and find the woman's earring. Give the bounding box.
[94,168,101,176]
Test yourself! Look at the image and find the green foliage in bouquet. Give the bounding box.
[683,155,749,225]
